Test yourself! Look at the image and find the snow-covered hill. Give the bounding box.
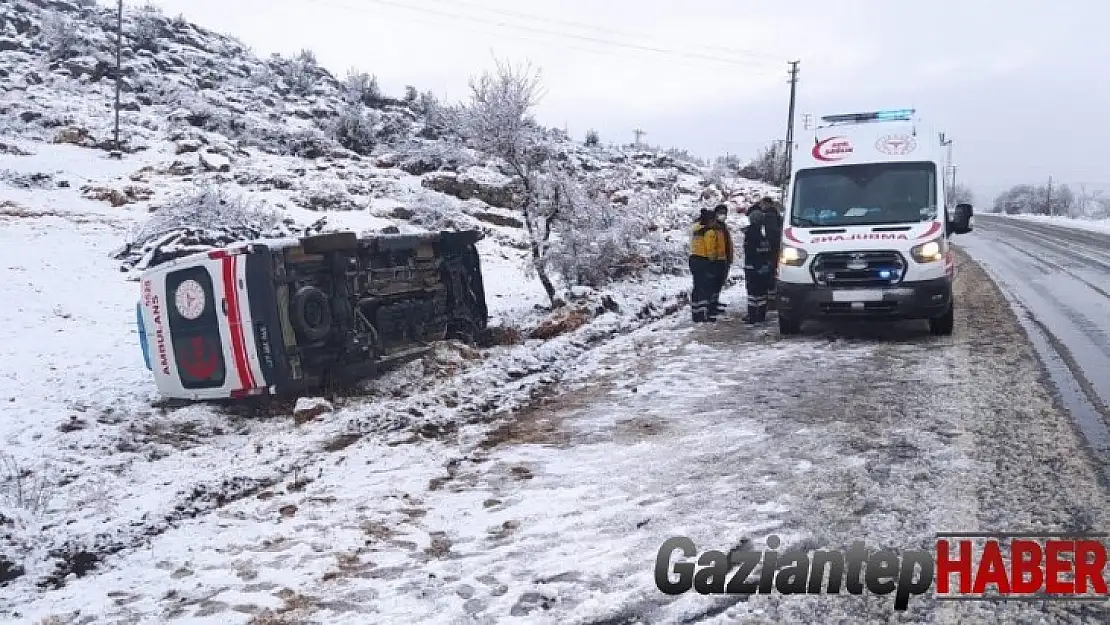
[0,0,777,616]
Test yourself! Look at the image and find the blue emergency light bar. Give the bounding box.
[820,109,916,124]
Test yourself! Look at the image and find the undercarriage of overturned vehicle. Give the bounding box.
[280,231,488,388]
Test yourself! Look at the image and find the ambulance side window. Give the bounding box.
[166,267,227,389]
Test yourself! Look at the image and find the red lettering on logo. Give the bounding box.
[812,136,854,162]
[936,539,974,594]
[1045,541,1074,594]
[1010,540,1043,594]
[936,538,1109,599]
[1076,540,1109,595]
[972,541,1011,594]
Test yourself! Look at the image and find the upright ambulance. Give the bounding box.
[775,109,973,336]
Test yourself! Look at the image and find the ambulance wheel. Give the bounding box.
[929,304,954,336]
[302,232,357,254]
[291,286,332,342]
[778,313,802,335]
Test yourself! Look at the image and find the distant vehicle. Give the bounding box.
[135,230,489,400]
[775,108,973,336]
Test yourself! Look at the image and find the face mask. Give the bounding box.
[716,213,726,221]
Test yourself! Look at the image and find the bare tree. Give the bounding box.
[451,59,561,307]
[952,184,975,205]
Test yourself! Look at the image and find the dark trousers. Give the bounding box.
[709,261,729,308]
[689,256,714,321]
[744,267,770,322]
[766,257,779,310]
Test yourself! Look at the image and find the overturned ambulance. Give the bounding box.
[136,230,489,400]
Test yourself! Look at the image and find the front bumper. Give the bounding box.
[776,277,952,320]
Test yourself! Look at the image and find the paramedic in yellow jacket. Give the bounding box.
[689,208,729,322]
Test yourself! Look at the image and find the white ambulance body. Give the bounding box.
[775,109,973,335]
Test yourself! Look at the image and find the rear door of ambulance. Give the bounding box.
[138,249,267,400]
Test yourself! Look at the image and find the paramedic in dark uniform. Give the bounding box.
[742,207,773,324]
[689,208,727,322]
[759,197,784,307]
[709,204,734,315]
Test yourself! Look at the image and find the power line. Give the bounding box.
[306,0,781,73]
[414,0,787,62]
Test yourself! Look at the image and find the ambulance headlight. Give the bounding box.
[910,238,944,263]
[780,246,808,267]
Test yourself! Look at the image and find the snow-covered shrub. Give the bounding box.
[739,141,788,187]
[131,3,163,52]
[344,69,382,106]
[296,180,359,211]
[248,62,282,90]
[405,189,461,229]
[543,168,653,288]
[287,49,318,96]
[416,91,448,138]
[396,139,476,175]
[0,452,54,520]
[130,184,281,245]
[40,12,81,60]
[332,104,379,155]
[404,85,418,103]
[585,129,600,147]
[114,185,327,272]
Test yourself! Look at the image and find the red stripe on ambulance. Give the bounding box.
[220,256,254,391]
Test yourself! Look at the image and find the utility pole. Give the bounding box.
[1046,176,1053,215]
[782,60,800,196]
[111,0,123,158]
[633,128,646,148]
[950,165,958,203]
[801,113,813,131]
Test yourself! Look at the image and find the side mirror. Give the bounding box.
[950,203,974,235]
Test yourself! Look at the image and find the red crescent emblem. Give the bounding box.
[180,336,219,380]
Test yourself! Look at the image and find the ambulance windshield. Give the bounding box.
[790,161,937,227]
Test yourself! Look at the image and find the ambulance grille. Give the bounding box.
[811,251,907,287]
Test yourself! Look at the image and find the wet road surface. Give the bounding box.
[957,215,1110,477]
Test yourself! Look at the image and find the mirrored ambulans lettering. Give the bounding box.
[809,233,911,244]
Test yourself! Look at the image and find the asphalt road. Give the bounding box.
[957,215,1110,478]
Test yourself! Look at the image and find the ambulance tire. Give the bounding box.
[778,313,802,335]
[291,286,333,342]
[302,232,358,254]
[928,304,954,336]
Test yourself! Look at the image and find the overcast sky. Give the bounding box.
[134,0,1110,203]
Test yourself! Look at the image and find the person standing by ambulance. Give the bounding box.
[689,208,727,322]
[709,204,734,315]
[742,206,773,324]
[759,197,784,308]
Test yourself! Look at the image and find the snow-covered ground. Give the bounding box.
[6,241,1110,624]
[987,212,1110,235]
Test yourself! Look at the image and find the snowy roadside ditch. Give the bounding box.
[0,264,695,605]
